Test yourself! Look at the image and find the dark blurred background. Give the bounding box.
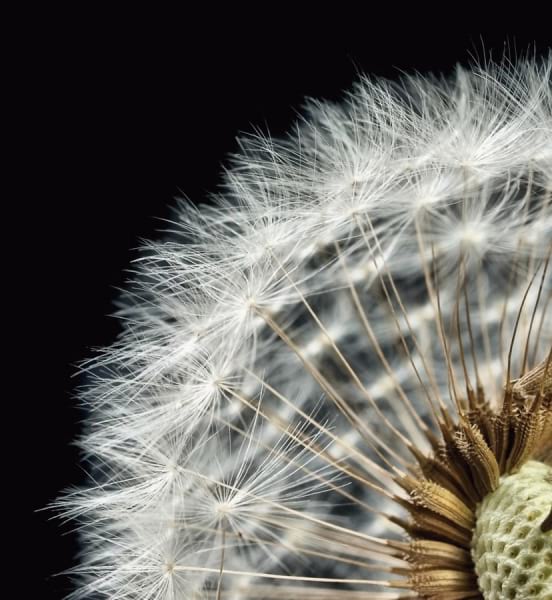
[17,19,549,597]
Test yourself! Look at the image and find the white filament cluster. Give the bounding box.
[60,56,552,599]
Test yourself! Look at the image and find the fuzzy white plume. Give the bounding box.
[59,56,552,599]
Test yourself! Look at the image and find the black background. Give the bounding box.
[18,23,549,598]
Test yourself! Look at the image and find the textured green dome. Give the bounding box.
[471,461,552,599]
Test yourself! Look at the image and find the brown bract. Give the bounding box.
[386,357,552,599]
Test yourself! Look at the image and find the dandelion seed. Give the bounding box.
[59,55,552,599]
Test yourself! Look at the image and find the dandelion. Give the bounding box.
[60,55,552,599]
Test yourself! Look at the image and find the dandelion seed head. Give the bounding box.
[58,54,552,599]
